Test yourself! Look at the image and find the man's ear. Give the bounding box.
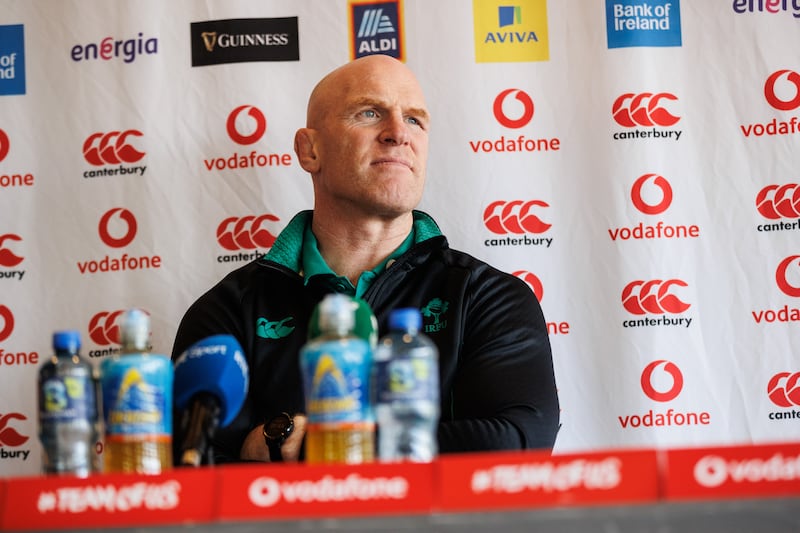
[294,128,320,173]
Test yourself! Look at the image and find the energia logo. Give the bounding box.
[483,200,553,248]
[470,89,560,154]
[611,92,682,141]
[70,33,158,63]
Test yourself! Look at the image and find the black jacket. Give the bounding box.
[171,211,560,462]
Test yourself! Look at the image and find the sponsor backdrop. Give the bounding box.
[0,0,799,477]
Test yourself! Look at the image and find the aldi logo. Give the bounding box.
[0,24,26,96]
[350,0,405,61]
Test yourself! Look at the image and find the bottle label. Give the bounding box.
[39,372,96,423]
[374,357,439,404]
[301,339,373,425]
[100,355,173,439]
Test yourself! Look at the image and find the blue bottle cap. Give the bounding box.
[389,308,422,332]
[53,330,81,353]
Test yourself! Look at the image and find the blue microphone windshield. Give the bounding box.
[173,334,248,427]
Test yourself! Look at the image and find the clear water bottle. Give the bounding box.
[38,330,99,477]
[374,308,440,462]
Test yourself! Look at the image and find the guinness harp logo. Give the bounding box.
[201,32,218,52]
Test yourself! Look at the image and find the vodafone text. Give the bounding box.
[470,458,621,494]
[608,222,700,241]
[36,481,180,513]
[248,474,408,507]
[0,173,34,188]
[77,254,162,274]
[618,409,711,428]
[469,136,561,154]
[693,453,800,488]
[752,305,800,324]
[0,349,39,366]
[741,117,800,138]
[204,151,292,171]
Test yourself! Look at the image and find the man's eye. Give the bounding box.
[361,109,378,118]
[407,117,420,126]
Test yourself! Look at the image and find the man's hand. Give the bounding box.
[239,414,308,462]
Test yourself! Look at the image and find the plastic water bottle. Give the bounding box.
[37,330,99,477]
[300,294,375,464]
[374,308,440,462]
[100,308,173,474]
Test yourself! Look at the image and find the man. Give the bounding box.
[172,54,559,463]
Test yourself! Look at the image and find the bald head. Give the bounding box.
[306,55,427,128]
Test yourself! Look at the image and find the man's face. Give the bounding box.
[304,58,430,220]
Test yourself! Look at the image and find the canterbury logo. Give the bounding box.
[0,413,29,447]
[201,31,217,52]
[83,130,145,166]
[756,184,800,219]
[88,310,124,345]
[217,215,279,251]
[513,270,544,302]
[631,174,673,215]
[0,128,9,162]
[764,69,800,111]
[612,93,680,127]
[767,372,800,407]
[0,305,13,342]
[621,279,691,315]
[98,208,137,248]
[483,200,551,234]
[0,234,23,267]
[256,317,295,339]
[493,89,535,129]
[776,255,800,297]
[641,360,683,402]
[227,105,267,145]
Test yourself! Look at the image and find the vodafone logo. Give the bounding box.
[767,372,800,407]
[484,200,551,234]
[493,89,534,129]
[247,474,408,507]
[227,105,267,145]
[83,130,145,166]
[621,279,691,315]
[0,305,13,342]
[756,184,800,219]
[0,412,29,447]
[88,310,123,346]
[694,453,800,489]
[217,214,279,251]
[631,174,673,215]
[764,69,800,111]
[776,255,800,297]
[612,93,680,127]
[513,271,543,302]
[0,128,9,162]
[641,360,683,402]
[0,234,23,267]
[99,208,137,248]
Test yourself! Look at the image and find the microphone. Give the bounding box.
[173,334,248,466]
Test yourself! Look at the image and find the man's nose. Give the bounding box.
[380,113,410,145]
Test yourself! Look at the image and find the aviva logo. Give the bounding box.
[473,0,549,63]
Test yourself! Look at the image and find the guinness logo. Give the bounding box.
[201,32,217,52]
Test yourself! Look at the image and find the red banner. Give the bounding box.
[434,448,660,512]
[662,442,800,501]
[0,469,216,531]
[216,461,434,521]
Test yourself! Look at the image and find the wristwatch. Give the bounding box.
[263,412,294,462]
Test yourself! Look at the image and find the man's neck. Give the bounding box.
[311,209,413,285]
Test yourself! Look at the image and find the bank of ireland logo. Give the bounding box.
[227,105,267,145]
[767,372,800,408]
[631,174,672,215]
[350,0,404,60]
[776,255,800,297]
[0,24,26,96]
[217,214,279,251]
[612,93,680,128]
[756,184,800,219]
[605,0,682,49]
[88,310,124,346]
[99,208,137,248]
[473,0,549,63]
[641,360,683,402]
[421,298,449,333]
[764,70,800,111]
[494,89,534,128]
[0,304,13,342]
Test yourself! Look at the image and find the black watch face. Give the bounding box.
[265,414,292,440]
